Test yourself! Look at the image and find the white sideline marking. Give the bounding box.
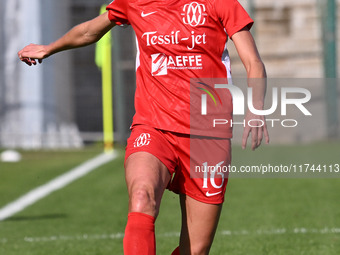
[9,227,340,244]
[0,152,118,221]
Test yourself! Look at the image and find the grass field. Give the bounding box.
[0,142,339,255]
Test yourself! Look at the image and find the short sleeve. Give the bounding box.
[106,0,130,25]
[215,0,253,38]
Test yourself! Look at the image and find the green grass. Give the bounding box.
[0,146,101,206]
[0,142,339,254]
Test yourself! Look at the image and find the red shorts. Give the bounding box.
[125,125,231,204]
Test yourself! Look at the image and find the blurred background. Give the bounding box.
[0,0,339,149]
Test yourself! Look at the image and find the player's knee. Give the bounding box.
[129,187,157,215]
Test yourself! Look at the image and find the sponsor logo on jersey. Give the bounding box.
[152,53,168,76]
[141,11,158,17]
[133,133,151,147]
[142,30,206,50]
[181,2,207,27]
[205,191,222,197]
[151,53,203,76]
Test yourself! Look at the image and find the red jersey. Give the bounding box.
[106,0,253,138]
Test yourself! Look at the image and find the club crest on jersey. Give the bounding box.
[134,133,151,147]
[181,2,207,27]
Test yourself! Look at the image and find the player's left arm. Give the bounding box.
[231,28,269,150]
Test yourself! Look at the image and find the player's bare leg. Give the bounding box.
[125,151,171,216]
[178,194,222,255]
[124,151,171,255]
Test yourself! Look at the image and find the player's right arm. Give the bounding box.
[18,12,115,66]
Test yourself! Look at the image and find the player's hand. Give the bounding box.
[242,110,269,150]
[18,43,48,66]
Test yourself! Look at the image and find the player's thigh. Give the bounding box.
[179,194,222,255]
[125,152,171,215]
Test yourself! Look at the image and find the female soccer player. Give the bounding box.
[18,0,269,254]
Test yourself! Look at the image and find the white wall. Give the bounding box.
[0,0,82,149]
